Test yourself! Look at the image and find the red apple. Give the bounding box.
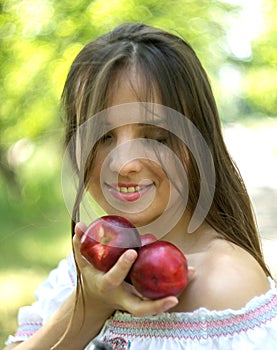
[141,233,157,246]
[80,215,141,272]
[129,241,188,299]
[125,233,158,284]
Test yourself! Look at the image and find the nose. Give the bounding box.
[109,139,144,176]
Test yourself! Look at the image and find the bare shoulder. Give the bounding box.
[179,239,271,312]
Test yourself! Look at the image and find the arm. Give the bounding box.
[4,289,110,350]
[3,223,182,350]
[4,345,19,350]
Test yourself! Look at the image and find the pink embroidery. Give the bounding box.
[108,293,277,340]
[103,336,131,349]
[14,321,42,338]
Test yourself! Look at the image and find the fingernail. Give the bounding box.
[123,250,137,263]
[164,299,178,310]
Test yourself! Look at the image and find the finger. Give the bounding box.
[187,266,195,284]
[72,232,80,251]
[75,222,87,239]
[72,222,88,263]
[124,295,179,317]
[72,231,91,269]
[101,249,137,290]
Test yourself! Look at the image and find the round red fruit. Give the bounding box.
[80,215,141,272]
[141,233,157,246]
[129,241,188,299]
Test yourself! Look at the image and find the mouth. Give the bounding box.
[105,183,154,202]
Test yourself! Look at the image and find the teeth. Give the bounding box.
[117,186,142,193]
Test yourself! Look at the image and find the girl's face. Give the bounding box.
[87,72,185,229]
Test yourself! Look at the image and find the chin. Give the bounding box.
[99,199,164,227]
[102,209,141,225]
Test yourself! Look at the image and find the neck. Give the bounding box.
[162,212,216,255]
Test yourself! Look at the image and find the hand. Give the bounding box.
[73,222,195,317]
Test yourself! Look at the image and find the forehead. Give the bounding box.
[100,102,168,128]
[91,69,186,136]
[107,66,161,107]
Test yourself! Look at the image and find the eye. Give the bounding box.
[146,136,168,144]
[155,136,169,144]
[98,132,113,144]
[144,129,169,145]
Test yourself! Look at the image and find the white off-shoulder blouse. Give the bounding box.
[5,253,277,350]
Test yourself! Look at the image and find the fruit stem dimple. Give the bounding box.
[100,236,112,245]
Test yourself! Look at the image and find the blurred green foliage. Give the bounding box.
[0,0,276,346]
[0,0,275,192]
[0,0,276,161]
[0,0,276,149]
[243,0,277,116]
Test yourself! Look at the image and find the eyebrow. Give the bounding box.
[137,122,166,128]
[100,121,167,130]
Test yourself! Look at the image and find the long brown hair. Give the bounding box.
[62,23,271,277]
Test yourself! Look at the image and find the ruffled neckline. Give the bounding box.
[100,277,277,342]
[114,277,276,321]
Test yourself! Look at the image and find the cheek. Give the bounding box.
[90,148,107,178]
[149,161,170,192]
[87,157,103,196]
[153,157,186,201]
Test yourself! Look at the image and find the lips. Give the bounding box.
[106,183,153,202]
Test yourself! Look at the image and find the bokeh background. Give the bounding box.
[1,0,276,345]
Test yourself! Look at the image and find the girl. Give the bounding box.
[4,23,277,350]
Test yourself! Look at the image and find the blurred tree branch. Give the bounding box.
[0,0,275,192]
[0,145,21,195]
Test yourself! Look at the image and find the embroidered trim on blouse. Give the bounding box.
[107,292,277,340]
[14,321,43,339]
